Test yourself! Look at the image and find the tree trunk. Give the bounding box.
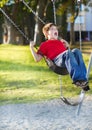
[70,22,75,45]
[2,5,24,44]
[2,23,9,44]
[69,0,75,45]
[34,0,48,45]
[60,11,68,39]
[2,2,32,45]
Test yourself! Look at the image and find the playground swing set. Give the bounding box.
[0,0,92,115]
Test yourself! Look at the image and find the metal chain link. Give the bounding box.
[51,0,56,24]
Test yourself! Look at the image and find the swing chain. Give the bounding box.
[87,52,92,79]
[51,0,56,24]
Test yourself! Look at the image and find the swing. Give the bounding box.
[1,0,89,112]
[22,0,86,108]
[22,0,69,76]
[45,58,69,75]
[87,52,92,79]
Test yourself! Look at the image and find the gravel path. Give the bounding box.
[0,96,92,130]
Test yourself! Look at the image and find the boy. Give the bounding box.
[30,23,90,91]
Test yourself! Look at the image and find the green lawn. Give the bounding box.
[0,44,92,105]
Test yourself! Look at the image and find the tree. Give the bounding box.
[0,0,89,45]
[0,0,36,44]
[34,0,48,45]
[56,0,89,45]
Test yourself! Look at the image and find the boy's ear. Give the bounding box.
[45,32,48,39]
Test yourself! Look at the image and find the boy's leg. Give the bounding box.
[54,50,90,91]
[68,49,89,91]
[64,49,83,81]
[72,48,87,80]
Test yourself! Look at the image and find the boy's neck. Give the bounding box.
[48,38,58,40]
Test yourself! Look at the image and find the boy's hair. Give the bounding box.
[42,23,56,39]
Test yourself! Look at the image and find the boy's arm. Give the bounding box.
[30,41,43,62]
[60,39,70,49]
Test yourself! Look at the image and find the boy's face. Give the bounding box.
[47,25,58,40]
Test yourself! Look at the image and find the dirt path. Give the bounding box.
[0,96,92,130]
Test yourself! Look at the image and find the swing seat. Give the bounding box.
[46,58,69,75]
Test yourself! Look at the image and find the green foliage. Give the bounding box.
[56,0,89,19]
[56,1,70,15]
[0,44,92,105]
[0,0,8,7]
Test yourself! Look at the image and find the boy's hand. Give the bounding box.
[30,41,36,47]
[61,39,69,49]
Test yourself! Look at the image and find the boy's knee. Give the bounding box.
[72,48,80,53]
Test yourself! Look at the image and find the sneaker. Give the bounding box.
[73,80,88,87]
[81,81,89,87]
[83,85,90,91]
[73,80,90,91]
[72,80,80,86]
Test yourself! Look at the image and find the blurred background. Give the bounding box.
[0,0,92,50]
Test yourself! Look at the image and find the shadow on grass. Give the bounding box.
[0,77,49,89]
[0,60,50,72]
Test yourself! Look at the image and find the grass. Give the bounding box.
[0,44,92,105]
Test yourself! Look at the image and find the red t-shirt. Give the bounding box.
[37,39,67,60]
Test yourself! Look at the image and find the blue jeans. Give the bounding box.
[54,49,87,82]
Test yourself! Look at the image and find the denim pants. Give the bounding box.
[54,49,87,82]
